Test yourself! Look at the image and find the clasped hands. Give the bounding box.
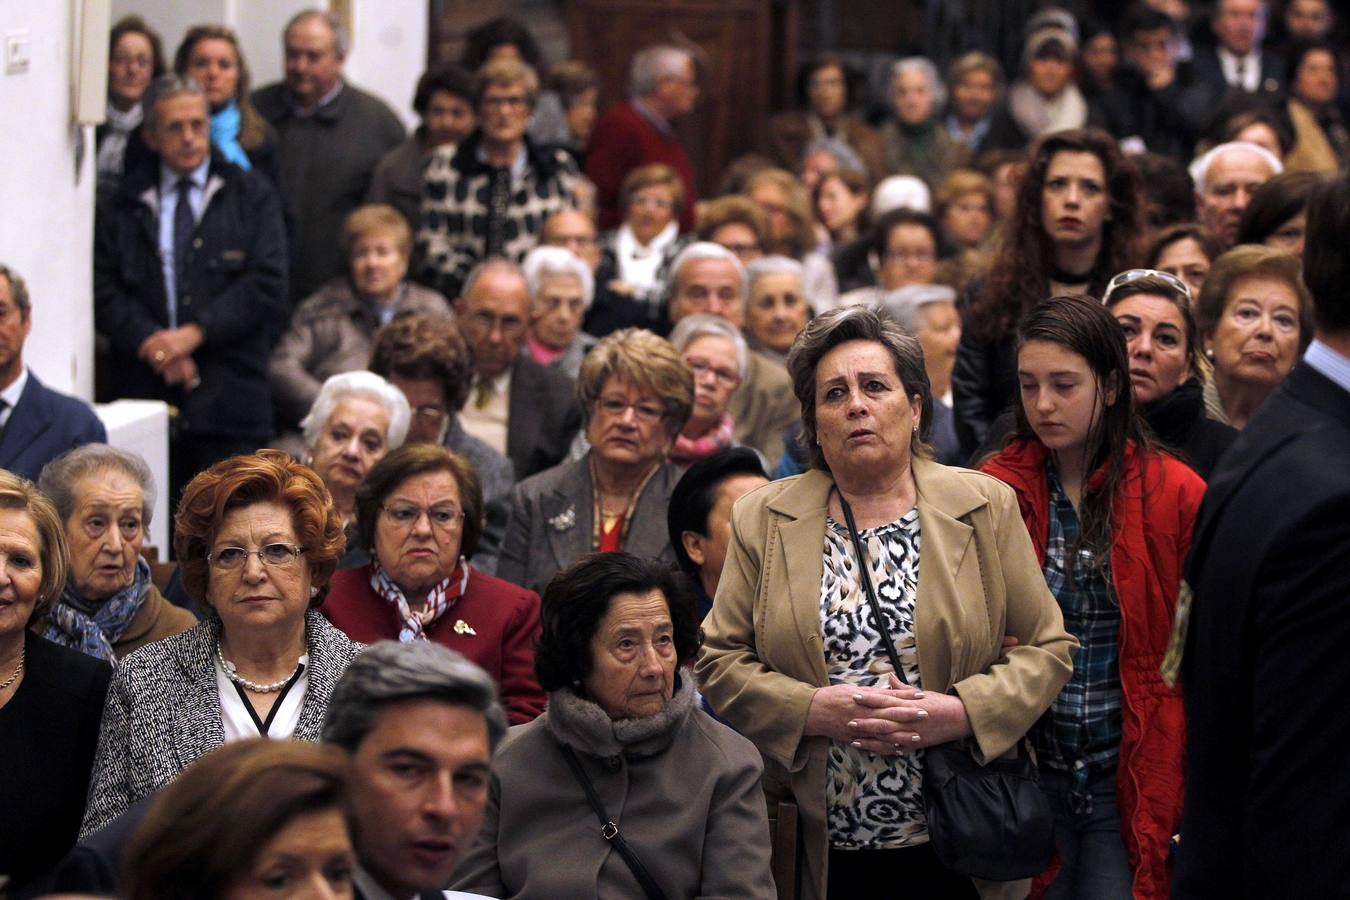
[805,675,973,756]
[138,325,204,390]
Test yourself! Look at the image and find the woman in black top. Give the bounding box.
[1102,268,1237,479]
[0,471,111,897]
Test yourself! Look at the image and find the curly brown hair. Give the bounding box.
[970,129,1144,342]
[173,450,345,608]
[369,314,474,413]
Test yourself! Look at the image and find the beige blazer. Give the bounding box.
[696,458,1076,900]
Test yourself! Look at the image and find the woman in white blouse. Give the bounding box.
[80,450,362,836]
[606,164,685,300]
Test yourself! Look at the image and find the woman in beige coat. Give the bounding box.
[696,306,1075,900]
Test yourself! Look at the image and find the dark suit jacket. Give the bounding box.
[1174,362,1350,898]
[505,354,582,481]
[497,456,681,595]
[48,796,155,898]
[1179,45,1286,135]
[0,371,106,481]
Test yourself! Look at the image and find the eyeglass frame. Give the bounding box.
[1101,268,1192,308]
[206,543,306,571]
[378,503,467,531]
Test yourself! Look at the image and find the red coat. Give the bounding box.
[322,564,545,724]
[980,439,1204,900]
[586,100,697,231]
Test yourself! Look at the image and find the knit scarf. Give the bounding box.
[43,556,152,662]
[211,100,252,171]
[1007,79,1088,139]
[670,414,734,467]
[370,558,470,642]
[96,102,143,177]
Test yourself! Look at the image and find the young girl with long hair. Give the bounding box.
[980,296,1204,900]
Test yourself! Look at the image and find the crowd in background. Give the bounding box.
[1,1,1349,898]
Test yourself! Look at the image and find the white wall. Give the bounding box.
[113,0,423,130]
[0,2,96,397]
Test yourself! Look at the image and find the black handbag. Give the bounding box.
[837,494,1055,881]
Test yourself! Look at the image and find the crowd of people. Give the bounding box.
[2,1,1349,898]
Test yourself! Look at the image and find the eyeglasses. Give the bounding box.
[596,397,665,423]
[630,196,675,210]
[111,54,153,69]
[1102,268,1192,307]
[548,235,599,250]
[481,95,529,110]
[412,405,448,425]
[685,357,740,387]
[466,310,527,339]
[207,543,305,571]
[721,242,761,258]
[380,503,465,531]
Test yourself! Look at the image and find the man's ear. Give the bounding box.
[681,530,706,569]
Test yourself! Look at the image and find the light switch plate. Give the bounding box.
[6,31,31,75]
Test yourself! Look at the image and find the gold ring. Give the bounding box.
[154,351,166,362]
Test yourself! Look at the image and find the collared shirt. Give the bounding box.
[460,370,512,454]
[631,97,675,137]
[1217,46,1262,92]
[945,112,991,151]
[292,79,345,117]
[1304,339,1350,394]
[475,142,527,181]
[1032,463,1122,791]
[0,367,28,430]
[158,159,210,328]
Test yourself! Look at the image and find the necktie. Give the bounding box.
[173,178,195,300]
[473,379,494,410]
[1234,57,1247,90]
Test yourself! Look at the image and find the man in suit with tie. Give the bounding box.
[1174,172,1350,897]
[454,258,580,480]
[0,265,106,480]
[95,74,286,501]
[1181,0,1286,134]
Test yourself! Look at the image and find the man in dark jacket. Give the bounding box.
[95,74,286,500]
[253,9,405,303]
[1174,172,1350,898]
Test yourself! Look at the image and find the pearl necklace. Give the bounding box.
[216,642,303,693]
[0,645,24,691]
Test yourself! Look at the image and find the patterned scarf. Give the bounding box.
[210,100,252,171]
[670,414,735,467]
[43,556,152,662]
[370,559,470,642]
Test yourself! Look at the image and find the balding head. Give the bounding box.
[541,209,601,271]
[1192,142,1282,250]
[456,259,530,379]
[668,242,748,328]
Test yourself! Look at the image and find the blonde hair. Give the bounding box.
[0,470,68,622]
[577,328,693,437]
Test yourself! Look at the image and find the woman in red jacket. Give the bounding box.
[980,294,1204,900]
[323,443,544,724]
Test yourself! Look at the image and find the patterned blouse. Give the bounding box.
[819,509,927,849]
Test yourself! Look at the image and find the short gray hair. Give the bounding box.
[876,283,957,333]
[141,74,206,129]
[1189,141,1283,192]
[787,305,934,471]
[300,371,411,451]
[521,245,595,311]
[801,137,865,174]
[285,8,349,58]
[322,641,509,752]
[38,443,157,527]
[669,241,749,304]
[892,56,946,110]
[668,312,749,381]
[460,256,527,304]
[629,45,692,98]
[747,255,805,286]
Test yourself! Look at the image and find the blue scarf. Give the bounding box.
[211,100,251,171]
[43,556,152,661]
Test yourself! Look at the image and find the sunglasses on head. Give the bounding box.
[1101,268,1192,307]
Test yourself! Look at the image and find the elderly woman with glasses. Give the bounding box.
[80,450,361,837]
[1103,269,1238,478]
[498,328,693,596]
[321,444,544,724]
[522,245,597,380]
[36,445,196,662]
[668,314,748,469]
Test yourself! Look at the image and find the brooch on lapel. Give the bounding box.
[548,505,576,532]
[454,619,477,636]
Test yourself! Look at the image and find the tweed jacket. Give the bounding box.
[80,610,362,836]
[696,459,1076,900]
[269,277,452,425]
[497,456,681,596]
[416,130,582,300]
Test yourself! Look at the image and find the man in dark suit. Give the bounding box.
[1180,0,1286,134]
[1174,173,1350,897]
[0,265,106,480]
[455,258,580,480]
[95,74,286,502]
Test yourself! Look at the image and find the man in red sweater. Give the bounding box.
[586,44,700,232]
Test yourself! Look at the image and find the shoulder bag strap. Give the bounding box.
[557,742,671,900]
[837,493,909,685]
